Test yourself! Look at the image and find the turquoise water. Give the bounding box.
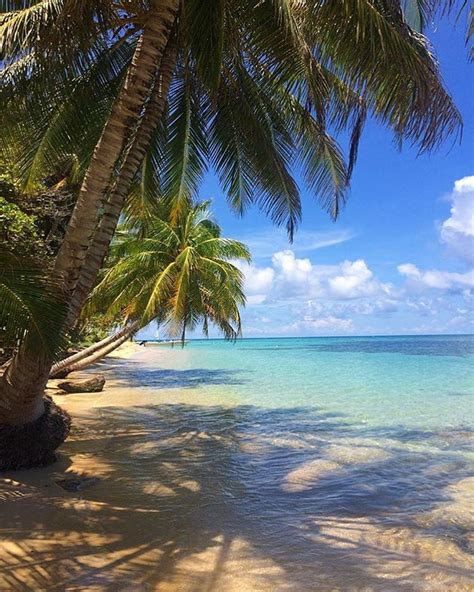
[69,334,473,589]
[137,334,474,430]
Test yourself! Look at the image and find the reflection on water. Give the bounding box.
[1,402,473,591]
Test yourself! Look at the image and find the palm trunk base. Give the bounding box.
[0,396,71,471]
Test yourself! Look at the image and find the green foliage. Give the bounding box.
[0,197,46,258]
[68,313,116,348]
[0,250,66,357]
[88,200,250,341]
[0,153,76,258]
[1,0,464,240]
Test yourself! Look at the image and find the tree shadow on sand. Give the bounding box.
[0,404,473,591]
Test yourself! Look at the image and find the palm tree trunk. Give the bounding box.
[66,35,179,328]
[53,1,178,294]
[58,322,140,376]
[0,341,72,470]
[0,0,179,470]
[50,322,139,378]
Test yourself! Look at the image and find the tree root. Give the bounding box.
[0,396,71,471]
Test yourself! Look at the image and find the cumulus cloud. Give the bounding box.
[234,250,397,335]
[251,250,392,302]
[397,263,474,292]
[272,250,313,284]
[235,177,474,337]
[235,262,274,304]
[397,175,474,305]
[245,265,275,293]
[327,260,392,299]
[440,175,474,264]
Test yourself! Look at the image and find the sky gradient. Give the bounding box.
[141,14,473,339]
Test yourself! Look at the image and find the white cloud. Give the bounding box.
[397,175,474,305]
[247,294,267,305]
[245,265,275,293]
[267,251,391,301]
[236,250,399,337]
[398,263,474,291]
[397,263,419,277]
[281,316,355,335]
[238,227,354,258]
[235,262,274,304]
[232,177,474,337]
[272,250,313,286]
[327,259,389,299]
[235,250,397,336]
[440,175,474,264]
[454,176,474,193]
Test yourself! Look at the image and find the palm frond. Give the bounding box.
[0,250,67,356]
[160,60,208,217]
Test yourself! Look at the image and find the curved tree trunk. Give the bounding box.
[59,322,140,376]
[50,322,139,378]
[66,35,179,328]
[0,0,179,469]
[53,1,178,294]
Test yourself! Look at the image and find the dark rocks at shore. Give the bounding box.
[57,375,106,393]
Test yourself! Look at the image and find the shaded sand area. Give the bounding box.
[1,344,473,591]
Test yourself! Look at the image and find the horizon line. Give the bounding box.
[138,332,474,342]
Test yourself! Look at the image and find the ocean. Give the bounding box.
[138,334,474,430]
[82,333,474,589]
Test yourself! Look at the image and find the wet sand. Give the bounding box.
[1,344,473,591]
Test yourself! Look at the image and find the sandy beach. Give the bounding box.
[1,342,473,591]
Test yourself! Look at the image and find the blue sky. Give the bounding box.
[143,15,473,339]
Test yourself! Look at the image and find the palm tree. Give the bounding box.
[53,200,250,376]
[0,0,464,466]
[0,0,179,437]
[0,251,70,469]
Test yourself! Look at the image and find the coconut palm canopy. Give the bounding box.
[0,251,66,356]
[87,199,250,341]
[1,0,463,235]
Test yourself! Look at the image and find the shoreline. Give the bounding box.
[1,341,473,591]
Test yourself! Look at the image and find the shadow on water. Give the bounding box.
[93,358,249,389]
[1,403,473,591]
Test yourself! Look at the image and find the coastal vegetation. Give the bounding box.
[0,0,465,469]
[53,199,250,376]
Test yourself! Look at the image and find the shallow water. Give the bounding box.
[1,335,473,590]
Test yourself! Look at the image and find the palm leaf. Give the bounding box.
[0,250,67,356]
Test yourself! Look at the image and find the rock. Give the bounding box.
[52,369,70,379]
[56,475,100,492]
[57,375,106,393]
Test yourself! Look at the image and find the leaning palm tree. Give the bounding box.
[0,0,465,466]
[0,251,70,469]
[53,200,250,376]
